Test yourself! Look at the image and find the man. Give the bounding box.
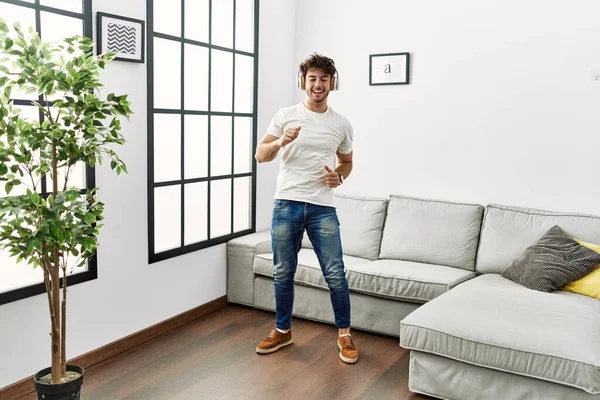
[254,54,357,363]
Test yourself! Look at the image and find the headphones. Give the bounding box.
[297,69,340,91]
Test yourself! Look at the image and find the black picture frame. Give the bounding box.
[97,12,145,63]
[369,52,410,86]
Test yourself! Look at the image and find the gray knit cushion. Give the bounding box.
[501,225,600,292]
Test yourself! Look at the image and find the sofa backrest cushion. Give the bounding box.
[379,195,485,271]
[476,204,600,274]
[302,194,388,260]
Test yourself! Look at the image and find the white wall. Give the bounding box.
[0,0,295,388]
[293,0,600,215]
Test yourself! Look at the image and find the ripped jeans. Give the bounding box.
[271,199,350,330]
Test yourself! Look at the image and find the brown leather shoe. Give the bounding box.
[256,329,293,354]
[338,334,358,363]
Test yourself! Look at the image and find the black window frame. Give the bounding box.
[0,0,96,306]
[147,0,259,263]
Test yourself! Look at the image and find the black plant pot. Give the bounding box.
[33,364,84,400]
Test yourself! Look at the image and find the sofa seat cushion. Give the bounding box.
[254,250,475,303]
[400,274,600,395]
[346,259,475,303]
[254,249,372,290]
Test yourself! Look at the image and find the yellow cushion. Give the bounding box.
[562,239,600,300]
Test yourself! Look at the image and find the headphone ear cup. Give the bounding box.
[297,71,305,90]
[331,72,339,91]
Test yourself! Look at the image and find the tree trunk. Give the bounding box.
[61,264,67,375]
[50,141,62,384]
[43,265,60,384]
[49,260,61,383]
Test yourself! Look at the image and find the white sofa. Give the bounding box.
[227,194,600,400]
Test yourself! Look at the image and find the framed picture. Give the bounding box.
[369,52,410,86]
[97,12,145,63]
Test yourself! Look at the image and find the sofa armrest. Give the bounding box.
[227,230,272,306]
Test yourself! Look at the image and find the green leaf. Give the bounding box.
[4,37,13,50]
[2,85,12,103]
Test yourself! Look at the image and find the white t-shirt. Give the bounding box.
[266,103,353,207]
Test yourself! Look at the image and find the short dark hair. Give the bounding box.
[299,53,337,78]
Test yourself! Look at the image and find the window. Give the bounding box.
[0,0,94,305]
[148,0,258,263]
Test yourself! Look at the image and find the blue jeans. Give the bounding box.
[271,199,351,330]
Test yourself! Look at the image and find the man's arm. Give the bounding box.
[255,134,281,163]
[255,127,301,163]
[336,151,353,181]
[324,151,353,188]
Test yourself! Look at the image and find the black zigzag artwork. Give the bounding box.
[107,23,137,55]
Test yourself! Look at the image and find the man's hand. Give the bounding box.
[324,166,340,188]
[278,126,301,148]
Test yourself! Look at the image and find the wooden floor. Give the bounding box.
[21,305,436,400]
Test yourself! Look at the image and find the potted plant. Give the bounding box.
[0,18,132,399]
